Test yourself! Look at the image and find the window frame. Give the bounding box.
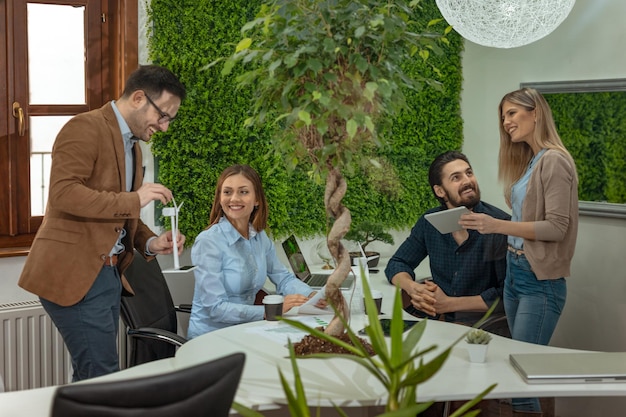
[0,0,138,256]
[520,78,626,220]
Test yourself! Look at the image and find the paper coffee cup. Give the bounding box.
[364,290,383,315]
[263,294,284,321]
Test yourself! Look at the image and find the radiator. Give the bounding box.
[0,300,127,392]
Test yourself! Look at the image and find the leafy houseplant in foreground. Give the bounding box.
[234,272,497,416]
[214,0,450,337]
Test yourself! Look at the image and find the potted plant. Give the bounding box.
[213,0,449,340]
[232,274,498,416]
[344,221,394,267]
[465,329,492,363]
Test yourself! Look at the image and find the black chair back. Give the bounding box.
[121,251,179,366]
[52,352,245,417]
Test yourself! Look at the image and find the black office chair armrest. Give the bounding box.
[176,304,192,314]
[127,327,187,347]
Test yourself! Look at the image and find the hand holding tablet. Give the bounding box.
[424,206,470,234]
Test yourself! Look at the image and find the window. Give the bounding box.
[0,0,138,254]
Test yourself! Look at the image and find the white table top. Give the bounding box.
[177,270,626,408]
[3,267,626,416]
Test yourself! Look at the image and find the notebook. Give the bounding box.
[281,235,354,290]
[424,206,470,234]
[509,352,626,384]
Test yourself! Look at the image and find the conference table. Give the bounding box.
[3,269,626,416]
[172,274,626,415]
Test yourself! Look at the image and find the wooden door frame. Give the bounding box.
[104,0,138,100]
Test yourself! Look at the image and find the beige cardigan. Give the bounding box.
[522,149,578,280]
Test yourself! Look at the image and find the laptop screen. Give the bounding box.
[281,235,311,281]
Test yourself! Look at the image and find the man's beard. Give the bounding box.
[444,184,481,209]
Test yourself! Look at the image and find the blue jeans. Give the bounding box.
[504,252,566,412]
[40,265,122,382]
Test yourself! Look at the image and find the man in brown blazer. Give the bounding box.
[19,65,186,381]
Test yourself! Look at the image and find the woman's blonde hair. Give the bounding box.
[498,87,573,204]
[207,164,268,232]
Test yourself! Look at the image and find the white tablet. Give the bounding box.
[424,206,470,234]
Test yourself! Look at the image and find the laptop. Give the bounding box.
[510,352,626,384]
[281,235,354,290]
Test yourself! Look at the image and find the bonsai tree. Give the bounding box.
[345,221,395,267]
[345,221,394,252]
[214,0,449,337]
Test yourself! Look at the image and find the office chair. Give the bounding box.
[255,288,269,305]
[51,352,245,417]
[121,251,270,367]
[477,313,511,338]
[120,250,191,367]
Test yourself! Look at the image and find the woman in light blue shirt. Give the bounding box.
[187,165,318,338]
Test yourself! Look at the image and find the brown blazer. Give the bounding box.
[19,102,156,306]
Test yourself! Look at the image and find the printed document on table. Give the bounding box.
[298,285,333,315]
[246,315,332,345]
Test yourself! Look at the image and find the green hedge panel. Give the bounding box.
[545,92,626,203]
[148,0,463,244]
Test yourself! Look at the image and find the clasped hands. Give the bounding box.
[406,280,450,316]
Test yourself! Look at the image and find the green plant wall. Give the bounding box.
[147,0,463,244]
[543,91,626,203]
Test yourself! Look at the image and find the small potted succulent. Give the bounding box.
[344,221,394,268]
[465,329,492,363]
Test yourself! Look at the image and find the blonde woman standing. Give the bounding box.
[460,88,578,416]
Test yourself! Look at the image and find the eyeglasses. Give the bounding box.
[143,91,176,124]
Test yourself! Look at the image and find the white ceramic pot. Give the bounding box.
[466,343,489,363]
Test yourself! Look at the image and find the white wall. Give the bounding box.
[462,0,626,414]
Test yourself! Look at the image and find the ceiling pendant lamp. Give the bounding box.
[435,0,576,49]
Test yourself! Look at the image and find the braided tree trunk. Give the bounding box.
[322,168,352,337]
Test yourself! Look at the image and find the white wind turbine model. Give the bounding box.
[161,199,196,273]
